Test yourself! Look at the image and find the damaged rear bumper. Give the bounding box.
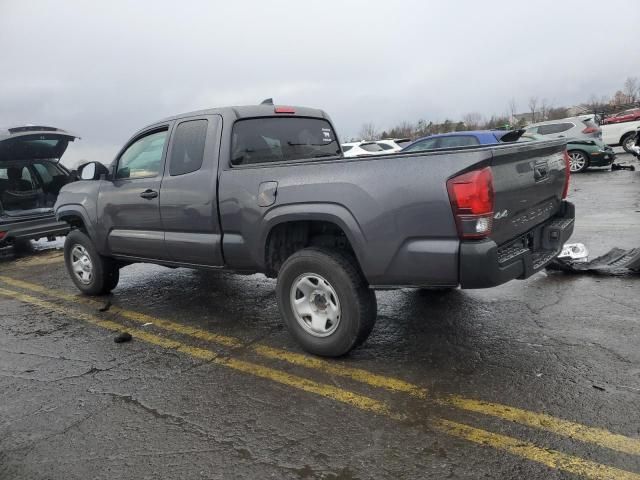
[0,215,69,249]
[459,202,575,288]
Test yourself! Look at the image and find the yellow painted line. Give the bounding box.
[252,344,427,398]
[2,276,640,458]
[3,285,640,479]
[435,419,640,480]
[11,254,64,267]
[0,276,241,348]
[0,287,390,417]
[443,396,640,457]
[0,275,425,397]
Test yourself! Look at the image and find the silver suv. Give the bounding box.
[525,116,602,141]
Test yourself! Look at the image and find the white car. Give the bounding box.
[341,141,386,157]
[600,120,640,153]
[375,138,412,153]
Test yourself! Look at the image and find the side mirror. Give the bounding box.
[79,162,109,181]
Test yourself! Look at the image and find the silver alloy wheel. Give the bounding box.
[70,245,93,285]
[568,152,587,172]
[622,135,636,152]
[290,273,341,337]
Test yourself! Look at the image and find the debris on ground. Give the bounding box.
[548,246,640,275]
[558,243,589,262]
[142,322,153,327]
[99,299,112,312]
[114,332,132,343]
[611,163,636,171]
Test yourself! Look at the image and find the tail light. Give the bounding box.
[447,167,494,239]
[274,106,295,114]
[562,150,571,199]
[0,231,5,240]
[582,126,599,134]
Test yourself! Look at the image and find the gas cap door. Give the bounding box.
[258,181,278,207]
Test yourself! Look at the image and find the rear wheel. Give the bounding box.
[276,248,377,357]
[568,150,589,173]
[64,230,119,295]
[621,133,637,154]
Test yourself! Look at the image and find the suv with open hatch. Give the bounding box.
[0,125,78,253]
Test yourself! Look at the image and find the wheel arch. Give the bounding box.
[56,204,97,239]
[260,203,368,277]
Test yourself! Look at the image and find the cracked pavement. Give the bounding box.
[0,156,639,479]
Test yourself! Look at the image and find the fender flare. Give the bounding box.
[56,204,97,242]
[258,203,369,274]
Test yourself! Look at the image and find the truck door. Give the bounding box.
[98,126,170,259]
[159,115,224,266]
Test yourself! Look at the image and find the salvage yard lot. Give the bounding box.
[1,157,639,479]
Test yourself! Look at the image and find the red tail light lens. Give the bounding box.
[274,106,295,114]
[0,231,5,240]
[562,150,571,199]
[582,126,599,134]
[447,167,494,239]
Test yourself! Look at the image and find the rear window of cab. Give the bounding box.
[231,117,341,165]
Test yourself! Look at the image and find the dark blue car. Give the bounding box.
[402,130,510,152]
[402,130,615,173]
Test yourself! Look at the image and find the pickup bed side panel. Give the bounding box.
[218,149,495,286]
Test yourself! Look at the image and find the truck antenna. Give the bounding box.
[260,98,274,105]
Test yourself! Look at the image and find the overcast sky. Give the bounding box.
[1,0,639,166]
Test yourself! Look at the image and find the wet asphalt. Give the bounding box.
[1,154,639,479]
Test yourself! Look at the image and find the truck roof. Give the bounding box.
[149,104,331,129]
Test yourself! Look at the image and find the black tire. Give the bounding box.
[567,150,589,173]
[64,229,119,295]
[276,248,377,357]
[621,133,637,154]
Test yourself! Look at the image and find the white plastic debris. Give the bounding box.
[558,243,589,263]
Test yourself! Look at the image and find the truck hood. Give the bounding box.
[0,126,79,163]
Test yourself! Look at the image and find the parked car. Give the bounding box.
[525,116,602,141]
[601,119,640,153]
[55,103,574,357]
[601,108,640,125]
[375,138,412,152]
[402,131,506,152]
[403,130,614,173]
[341,141,387,157]
[0,125,78,253]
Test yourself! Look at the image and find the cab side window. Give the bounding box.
[116,130,168,179]
[169,120,208,176]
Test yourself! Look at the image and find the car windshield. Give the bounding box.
[231,117,340,165]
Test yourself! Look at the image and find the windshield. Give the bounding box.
[231,117,340,165]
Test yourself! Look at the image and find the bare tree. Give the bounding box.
[547,106,568,120]
[539,99,550,122]
[528,96,538,123]
[359,122,379,141]
[462,112,483,130]
[507,98,517,122]
[623,77,639,103]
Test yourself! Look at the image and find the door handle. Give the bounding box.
[140,189,158,199]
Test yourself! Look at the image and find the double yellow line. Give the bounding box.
[1,275,639,479]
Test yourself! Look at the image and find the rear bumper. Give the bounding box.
[588,151,616,167]
[459,201,575,289]
[0,215,70,247]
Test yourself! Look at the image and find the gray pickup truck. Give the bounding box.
[55,103,574,356]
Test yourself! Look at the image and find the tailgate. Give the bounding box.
[489,139,568,246]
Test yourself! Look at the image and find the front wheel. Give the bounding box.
[621,133,637,154]
[64,230,120,295]
[276,248,377,357]
[568,150,589,173]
